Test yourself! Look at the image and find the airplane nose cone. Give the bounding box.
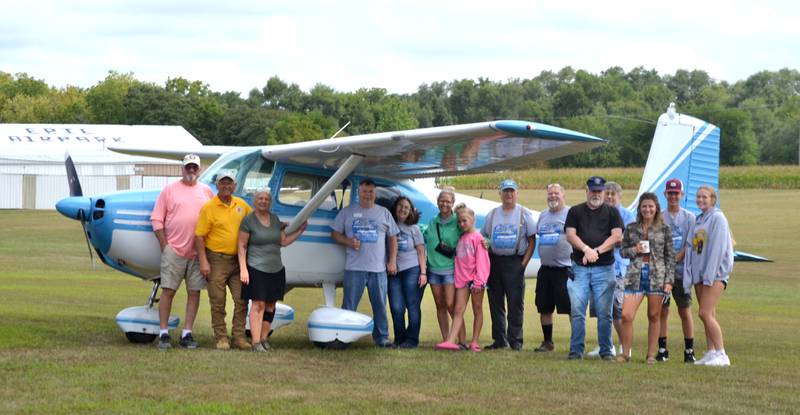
[56,196,91,220]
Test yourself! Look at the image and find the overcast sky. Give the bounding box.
[2,0,799,95]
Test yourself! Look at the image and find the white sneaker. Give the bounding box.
[705,352,730,367]
[586,346,601,357]
[617,344,629,357]
[587,345,617,357]
[694,350,718,365]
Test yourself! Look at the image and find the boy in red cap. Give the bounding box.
[658,178,697,362]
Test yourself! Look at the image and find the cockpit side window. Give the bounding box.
[374,183,402,211]
[278,173,315,207]
[277,171,350,211]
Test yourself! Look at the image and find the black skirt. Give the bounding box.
[242,265,286,302]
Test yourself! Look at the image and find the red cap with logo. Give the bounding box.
[665,178,683,193]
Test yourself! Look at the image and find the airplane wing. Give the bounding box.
[106,145,245,166]
[261,121,605,178]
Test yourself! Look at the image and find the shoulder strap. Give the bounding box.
[436,219,443,243]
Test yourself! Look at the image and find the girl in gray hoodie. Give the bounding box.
[684,185,734,366]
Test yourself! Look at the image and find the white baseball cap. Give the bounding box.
[182,154,201,167]
[216,170,236,183]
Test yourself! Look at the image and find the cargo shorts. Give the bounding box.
[159,245,206,291]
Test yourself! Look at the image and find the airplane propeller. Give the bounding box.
[63,153,95,269]
[65,153,83,198]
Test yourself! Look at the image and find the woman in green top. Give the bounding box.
[422,187,465,344]
[238,190,306,352]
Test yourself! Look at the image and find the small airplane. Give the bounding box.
[55,103,765,347]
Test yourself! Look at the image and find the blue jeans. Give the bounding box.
[342,270,389,345]
[387,266,422,346]
[567,262,616,356]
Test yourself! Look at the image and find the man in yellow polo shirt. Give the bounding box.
[195,170,253,350]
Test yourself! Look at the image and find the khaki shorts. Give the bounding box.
[159,245,206,291]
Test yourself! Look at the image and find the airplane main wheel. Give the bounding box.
[313,340,350,350]
[125,332,158,344]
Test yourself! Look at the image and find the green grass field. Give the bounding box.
[1,189,798,414]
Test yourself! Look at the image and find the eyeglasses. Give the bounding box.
[183,165,200,171]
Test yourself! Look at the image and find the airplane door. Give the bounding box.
[272,167,350,284]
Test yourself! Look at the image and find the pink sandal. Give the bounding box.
[469,342,482,352]
[435,341,461,351]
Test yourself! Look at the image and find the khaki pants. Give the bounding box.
[206,250,247,342]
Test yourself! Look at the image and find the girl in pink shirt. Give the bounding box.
[436,203,490,352]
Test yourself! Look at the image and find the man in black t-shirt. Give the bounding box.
[564,176,623,360]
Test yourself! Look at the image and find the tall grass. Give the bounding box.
[441,165,800,190]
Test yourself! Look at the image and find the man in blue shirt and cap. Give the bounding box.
[482,179,537,350]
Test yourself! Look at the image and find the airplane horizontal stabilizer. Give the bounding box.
[734,251,771,262]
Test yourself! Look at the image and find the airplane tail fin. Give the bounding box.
[630,103,720,215]
[630,103,769,262]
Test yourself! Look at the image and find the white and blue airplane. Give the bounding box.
[56,103,764,347]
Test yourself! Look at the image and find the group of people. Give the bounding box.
[151,154,305,352]
[561,176,734,366]
[332,179,535,352]
[152,153,735,366]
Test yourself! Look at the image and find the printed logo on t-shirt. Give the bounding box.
[456,239,476,258]
[492,224,518,249]
[397,231,412,252]
[692,229,707,255]
[670,224,685,250]
[352,219,379,243]
[537,223,562,246]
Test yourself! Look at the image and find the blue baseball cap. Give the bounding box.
[500,179,518,191]
[586,176,606,191]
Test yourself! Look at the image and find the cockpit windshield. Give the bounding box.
[200,149,274,197]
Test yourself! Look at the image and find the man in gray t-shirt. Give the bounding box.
[657,178,697,362]
[533,184,572,352]
[481,179,537,350]
[331,179,399,347]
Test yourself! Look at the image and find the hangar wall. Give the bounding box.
[0,172,179,209]
[1,123,198,210]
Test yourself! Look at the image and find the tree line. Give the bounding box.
[1,67,798,166]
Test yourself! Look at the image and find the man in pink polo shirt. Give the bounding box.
[150,154,213,349]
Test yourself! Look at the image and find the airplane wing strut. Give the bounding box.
[284,154,365,234]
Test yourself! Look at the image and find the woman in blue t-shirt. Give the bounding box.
[387,196,427,348]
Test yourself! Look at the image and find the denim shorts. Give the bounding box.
[427,270,454,286]
[624,264,666,296]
